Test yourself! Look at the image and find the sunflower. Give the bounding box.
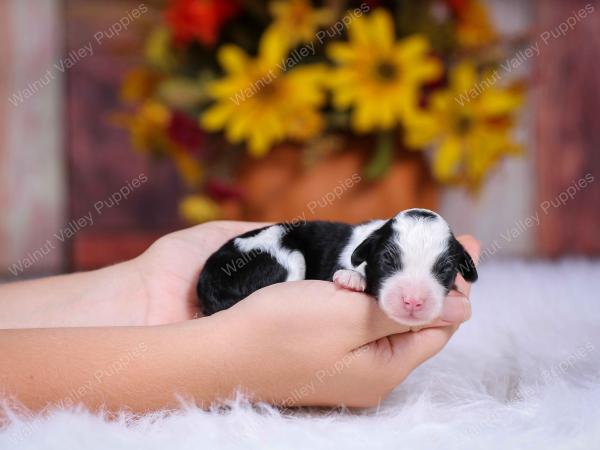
[201,30,327,156]
[269,0,333,47]
[405,62,522,188]
[327,9,442,133]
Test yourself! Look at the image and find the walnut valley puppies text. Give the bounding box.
[228,3,370,106]
[8,3,148,107]
[479,173,594,262]
[7,174,148,276]
[454,3,595,106]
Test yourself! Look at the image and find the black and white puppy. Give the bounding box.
[197,209,477,326]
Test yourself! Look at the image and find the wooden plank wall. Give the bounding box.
[535,0,600,256]
[65,1,183,270]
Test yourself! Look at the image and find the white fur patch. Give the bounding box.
[234,226,306,282]
[333,269,367,292]
[391,210,451,282]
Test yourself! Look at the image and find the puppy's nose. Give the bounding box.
[402,297,425,312]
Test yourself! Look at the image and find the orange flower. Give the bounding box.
[165,0,239,47]
[120,69,160,103]
[446,0,495,48]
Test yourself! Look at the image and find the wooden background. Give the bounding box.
[1,0,599,278]
[65,1,184,269]
[535,0,600,256]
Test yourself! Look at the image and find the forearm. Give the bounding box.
[0,319,231,414]
[0,261,146,329]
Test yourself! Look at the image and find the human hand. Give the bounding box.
[202,236,479,407]
[134,221,477,328]
[132,221,267,325]
[0,221,267,329]
[0,228,477,411]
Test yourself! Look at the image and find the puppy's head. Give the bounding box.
[351,209,477,326]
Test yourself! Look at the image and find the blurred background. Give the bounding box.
[0,0,598,279]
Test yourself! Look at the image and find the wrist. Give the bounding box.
[167,315,242,406]
[81,258,150,326]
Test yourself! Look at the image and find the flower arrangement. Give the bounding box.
[119,0,523,223]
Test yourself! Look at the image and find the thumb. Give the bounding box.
[387,325,456,373]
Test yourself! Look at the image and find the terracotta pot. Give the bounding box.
[229,139,438,223]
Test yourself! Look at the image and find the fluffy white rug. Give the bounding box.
[2,259,600,450]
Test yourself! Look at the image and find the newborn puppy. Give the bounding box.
[197,209,477,326]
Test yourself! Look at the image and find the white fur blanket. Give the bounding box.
[2,259,600,450]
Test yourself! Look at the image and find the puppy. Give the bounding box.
[197,209,477,326]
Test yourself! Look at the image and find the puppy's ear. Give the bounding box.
[453,237,478,282]
[351,221,392,267]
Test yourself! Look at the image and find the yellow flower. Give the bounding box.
[269,0,333,47]
[126,100,172,153]
[145,27,177,72]
[405,62,522,188]
[327,9,442,133]
[120,69,160,104]
[119,100,203,186]
[201,30,326,156]
[179,195,221,223]
[171,151,203,187]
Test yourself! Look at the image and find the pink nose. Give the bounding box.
[402,297,425,312]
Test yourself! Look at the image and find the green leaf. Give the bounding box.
[364,131,395,181]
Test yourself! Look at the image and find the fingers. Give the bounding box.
[357,295,470,343]
[334,286,471,346]
[387,325,457,370]
[173,221,270,256]
[344,293,412,342]
[432,292,471,326]
[212,221,271,236]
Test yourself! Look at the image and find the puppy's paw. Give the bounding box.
[333,269,367,292]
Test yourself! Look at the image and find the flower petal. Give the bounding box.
[369,9,395,52]
[218,45,249,74]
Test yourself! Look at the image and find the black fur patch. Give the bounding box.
[432,234,478,292]
[281,221,353,280]
[350,219,402,297]
[198,222,353,315]
[197,226,288,315]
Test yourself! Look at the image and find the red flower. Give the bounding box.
[165,0,239,47]
[205,179,244,202]
[445,0,468,14]
[167,110,204,154]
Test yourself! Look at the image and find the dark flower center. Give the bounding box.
[456,115,473,134]
[375,61,398,82]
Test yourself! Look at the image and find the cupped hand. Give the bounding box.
[132,221,267,325]
[134,221,477,328]
[204,236,479,407]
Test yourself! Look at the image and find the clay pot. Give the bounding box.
[231,140,438,223]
